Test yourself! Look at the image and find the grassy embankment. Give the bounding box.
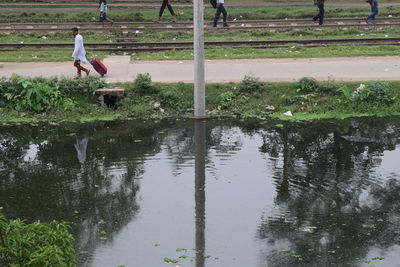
[0,32,110,62]
[3,26,400,61]
[1,75,400,124]
[1,6,400,61]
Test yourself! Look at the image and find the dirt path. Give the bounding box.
[1,56,399,83]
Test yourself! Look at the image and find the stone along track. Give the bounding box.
[2,37,400,53]
[1,17,400,33]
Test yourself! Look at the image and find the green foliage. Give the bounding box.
[130,73,160,96]
[3,77,73,112]
[0,212,76,267]
[56,76,105,96]
[159,88,186,109]
[239,76,266,93]
[349,82,395,103]
[163,257,179,264]
[0,76,105,112]
[217,91,235,108]
[297,77,339,95]
[297,77,319,93]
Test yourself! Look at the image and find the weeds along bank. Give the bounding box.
[0,212,77,266]
[1,74,400,124]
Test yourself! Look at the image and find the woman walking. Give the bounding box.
[153,0,177,23]
[99,0,114,27]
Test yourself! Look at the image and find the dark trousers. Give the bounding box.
[159,0,175,17]
[367,1,378,20]
[313,2,324,25]
[213,4,227,26]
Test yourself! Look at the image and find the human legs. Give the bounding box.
[213,6,222,26]
[221,5,228,26]
[367,1,378,20]
[166,2,176,22]
[158,0,167,18]
[154,0,175,22]
[213,5,227,27]
[313,3,324,25]
[73,60,89,77]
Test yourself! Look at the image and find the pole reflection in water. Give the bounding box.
[194,120,206,267]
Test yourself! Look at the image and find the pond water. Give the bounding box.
[1,118,400,267]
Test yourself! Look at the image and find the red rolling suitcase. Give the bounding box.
[90,58,107,77]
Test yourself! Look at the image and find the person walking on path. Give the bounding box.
[153,0,177,23]
[71,27,90,79]
[213,0,229,27]
[366,0,378,22]
[98,0,114,27]
[312,0,325,25]
[99,0,114,27]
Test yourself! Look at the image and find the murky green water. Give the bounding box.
[1,118,400,267]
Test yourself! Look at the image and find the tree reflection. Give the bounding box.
[257,118,400,266]
[0,120,167,265]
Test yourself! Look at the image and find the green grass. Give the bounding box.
[0,48,108,62]
[0,31,115,43]
[0,32,111,61]
[132,45,400,61]
[135,27,400,42]
[2,26,400,61]
[1,5,400,23]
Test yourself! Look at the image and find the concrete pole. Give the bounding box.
[193,0,206,118]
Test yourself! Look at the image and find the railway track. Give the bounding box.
[1,37,400,52]
[0,17,399,33]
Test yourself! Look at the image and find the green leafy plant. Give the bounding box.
[297,77,319,93]
[0,212,76,267]
[0,76,104,112]
[217,91,235,108]
[130,73,160,96]
[160,88,184,109]
[4,80,74,112]
[239,75,266,93]
[349,82,395,103]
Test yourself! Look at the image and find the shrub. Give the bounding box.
[0,76,105,110]
[3,78,75,112]
[297,77,319,93]
[344,82,395,103]
[56,76,105,96]
[0,212,76,267]
[130,73,160,96]
[160,88,183,109]
[217,91,235,108]
[239,75,266,93]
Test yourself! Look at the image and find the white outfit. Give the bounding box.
[99,2,108,13]
[72,34,88,63]
[217,0,224,3]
